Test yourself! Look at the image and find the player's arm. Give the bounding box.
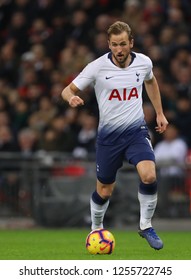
[61,82,84,107]
[144,75,168,133]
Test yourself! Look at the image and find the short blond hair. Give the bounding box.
[107,21,133,41]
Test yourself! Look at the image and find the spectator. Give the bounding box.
[173,97,191,147]
[6,11,29,54]
[154,122,188,217]
[0,125,17,152]
[18,70,39,98]
[93,32,109,57]
[11,98,29,132]
[69,9,91,44]
[158,25,175,59]
[154,123,188,176]
[49,115,77,152]
[73,112,97,159]
[122,0,142,33]
[16,127,38,157]
[28,18,52,47]
[28,95,58,132]
[0,95,9,112]
[0,111,10,127]
[0,41,19,87]
[38,127,60,152]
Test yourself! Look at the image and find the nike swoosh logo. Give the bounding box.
[100,244,109,251]
[105,76,114,80]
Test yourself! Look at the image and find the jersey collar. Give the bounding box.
[108,51,136,67]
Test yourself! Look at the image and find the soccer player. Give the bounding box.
[61,21,168,250]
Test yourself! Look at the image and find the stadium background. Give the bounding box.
[0,0,191,229]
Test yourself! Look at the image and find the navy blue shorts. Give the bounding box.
[96,126,155,184]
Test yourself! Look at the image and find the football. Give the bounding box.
[86,228,115,255]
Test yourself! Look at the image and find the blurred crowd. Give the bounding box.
[0,0,191,159]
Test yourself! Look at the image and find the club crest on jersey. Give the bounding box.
[136,72,140,82]
[108,87,138,101]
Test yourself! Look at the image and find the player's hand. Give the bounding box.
[69,96,84,107]
[155,114,169,134]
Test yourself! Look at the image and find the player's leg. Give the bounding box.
[90,180,115,230]
[125,125,163,249]
[136,160,157,230]
[125,128,158,231]
[90,142,123,230]
[136,160,163,250]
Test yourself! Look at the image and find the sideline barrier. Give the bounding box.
[0,152,190,226]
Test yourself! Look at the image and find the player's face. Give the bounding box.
[108,31,134,68]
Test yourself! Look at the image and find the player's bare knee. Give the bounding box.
[97,183,114,199]
[141,173,156,184]
[99,187,113,199]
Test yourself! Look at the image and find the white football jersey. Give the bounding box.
[73,52,153,141]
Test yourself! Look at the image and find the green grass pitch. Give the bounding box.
[0,229,191,260]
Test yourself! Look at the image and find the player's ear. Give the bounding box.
[108,40,111,50]
[130,39,134,49]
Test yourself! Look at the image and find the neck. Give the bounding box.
[112,53,132,68]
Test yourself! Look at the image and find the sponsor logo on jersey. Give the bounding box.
[108,87,138,101]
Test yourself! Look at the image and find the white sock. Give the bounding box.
[138,192,157,230]
[90,198,109,230]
